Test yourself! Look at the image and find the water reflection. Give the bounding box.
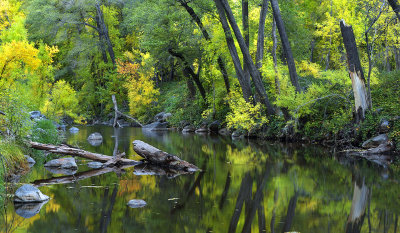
[0,126,399,232]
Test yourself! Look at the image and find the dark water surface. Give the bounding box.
[1,126,400,233]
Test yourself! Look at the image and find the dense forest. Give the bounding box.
[1,0,400,199]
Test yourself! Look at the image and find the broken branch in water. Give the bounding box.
[133,140,199,172]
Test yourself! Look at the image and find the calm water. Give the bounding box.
[1,126,400,233]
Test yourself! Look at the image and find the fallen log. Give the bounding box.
[29,141,140,165]
[133,163,196,178]
[133,140,199,172]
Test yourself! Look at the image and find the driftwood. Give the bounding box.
[112,95,143,127]
[29,141,140,165]
[133,140,199,172]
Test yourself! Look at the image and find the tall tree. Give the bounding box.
[216,0,275,115]
[388,0,400,21]
[340,20,370,123]
[269,0,301,93]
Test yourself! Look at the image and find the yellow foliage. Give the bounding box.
[226,90,268,133]
[0,40,41,79]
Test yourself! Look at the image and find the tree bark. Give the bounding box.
[270,0,301,92]
[340,20,370,123]
[256,0,269,70]
[132,140,199,171]
[242,0,252,92]
[388,0,400,21]
[272,18,281,94]
[29,141,139,165]
[214,0,252,101]
[218,0,275,115]
[178,0,231,93]
[95,3,116,66]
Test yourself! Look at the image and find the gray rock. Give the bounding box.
[15,200,48,218]
[362,134,389,149]
[380,119,390,133]
[87,161,104,169]
[24,155,35,167]
[14,184,50,203]
[127,199,147,208]
[29,111,43,120]
[208,120,221,133]
[154,112,172,122]
[69,127,79,133]
[195,128,209,134]
[87,132,103,146]
[218,128,230,136]
[366,141,393,154]
[182,125,195,133]
[44,157,77,169]
[45,167,77,175]
[143,121,169,131]
[232,131,244,138]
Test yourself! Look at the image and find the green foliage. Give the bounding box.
[31,119,60,145]
[372,70,400,117]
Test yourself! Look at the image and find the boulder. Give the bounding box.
[24,155,35,168]
[182,125,195,133]
[127,199,147,208]
[154,112,172,122]
[69,127,79,133]
[87,132,103,146]
[143,121,169,131]
[232,130,244,138]
[195,128,209,134]
[218,128,230,136]
[208,120,221,133]
[15,200,48,218]
[87,161,104,169]
[29,111,43,120]
[379,119,390,133]
[366,141,393,154]
[362,134,389,149]
[14,184,50,203]
[44,157,77,169]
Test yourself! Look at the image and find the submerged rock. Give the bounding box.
[143,121,169,130]
[182,125,195,133]
[127,199,147,208]
[87,132,103,146]
[362,134,389,149]
[87,161,104,169]
[25,155,36,167]
[69,127,79,133]
[14,184,49,203]
[44,157,77,169]
[15,200,48,218]
[45,167,77,175]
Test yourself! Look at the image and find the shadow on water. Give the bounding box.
[1,126,400,232]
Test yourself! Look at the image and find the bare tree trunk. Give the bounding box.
[242,0,252,93]
[218,0,275,115]
[111,95,142,127]
[256,0,269,70]
[340,20,370,123]
[270,0,301,92]
[272,18,281,94]
[214,0,253,101]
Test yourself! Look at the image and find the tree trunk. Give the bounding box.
[168,49,207,101]
[111,95,142,127]
[178,0,230,94]
[256,0,269,70]
[272,17,281,94]
[270,0,301,93]
[340,20,370,123]
[29,141,139,165]
[132,140,199,171]
[218,0,275,115]
[214,0,252,101]
[95,3,116,66]
[242,0,252,94]
[388,0,400,21]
